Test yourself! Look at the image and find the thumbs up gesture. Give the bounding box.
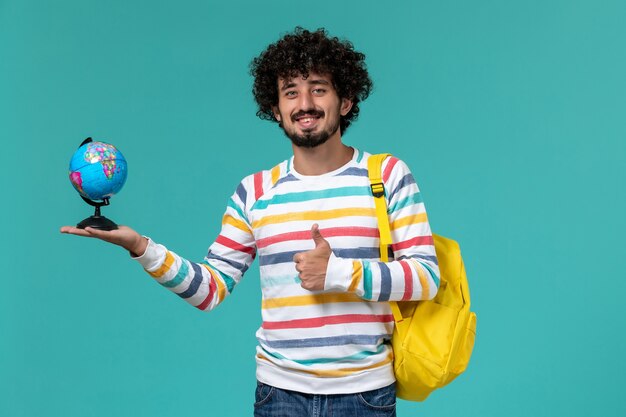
[293,224,332,291]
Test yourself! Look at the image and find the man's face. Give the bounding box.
[273,72,352,148]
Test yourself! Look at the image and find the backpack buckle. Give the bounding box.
[371,182,385,198]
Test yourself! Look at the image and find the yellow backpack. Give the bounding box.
[368,154,477,401]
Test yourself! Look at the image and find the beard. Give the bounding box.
[280,109,341,149]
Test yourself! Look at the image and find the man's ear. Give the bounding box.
[272,106,281,122]
[340,98,353,116]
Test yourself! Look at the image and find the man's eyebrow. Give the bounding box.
[279,78,331,91]
[307,79,330,86]
[280,82,297,91]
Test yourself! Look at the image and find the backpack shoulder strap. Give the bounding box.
[367,153,404,323]
[367,153,392,259]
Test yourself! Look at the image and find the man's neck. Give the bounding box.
[291,135,353,176]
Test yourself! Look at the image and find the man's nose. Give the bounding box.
[297,91,314,110]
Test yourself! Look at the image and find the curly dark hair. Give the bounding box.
[250,27,373,134]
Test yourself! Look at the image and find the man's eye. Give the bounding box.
[285,91,297,97]
[313,88,326,94]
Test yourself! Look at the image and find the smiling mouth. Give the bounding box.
[293,112,323,129]
[297,116,319,126]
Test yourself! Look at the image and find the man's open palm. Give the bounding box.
[60,225,148,256]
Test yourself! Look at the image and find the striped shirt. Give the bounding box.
[134,148,440,394]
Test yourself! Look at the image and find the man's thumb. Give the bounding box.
[311,224,327,248]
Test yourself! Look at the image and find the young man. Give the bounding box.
[62,27,440,417]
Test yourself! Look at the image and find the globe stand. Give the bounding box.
[76,196,119,231]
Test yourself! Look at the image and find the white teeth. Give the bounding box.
[297,116,318,123]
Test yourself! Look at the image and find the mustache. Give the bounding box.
[291,109,325,122]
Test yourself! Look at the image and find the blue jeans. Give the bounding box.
[253,381,396,417]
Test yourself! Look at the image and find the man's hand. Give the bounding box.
[60,225,148,257]
[293,224,332,291]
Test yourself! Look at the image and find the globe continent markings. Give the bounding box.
[68,141,127,201]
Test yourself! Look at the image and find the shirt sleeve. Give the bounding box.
[324,157,440,302]
[133,178,257,311]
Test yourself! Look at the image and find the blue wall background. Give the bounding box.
[1,1,625,416]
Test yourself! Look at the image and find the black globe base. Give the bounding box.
[76,196,118,231]
[77,215,119,231]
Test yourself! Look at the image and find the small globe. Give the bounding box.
[69,141,127,201]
